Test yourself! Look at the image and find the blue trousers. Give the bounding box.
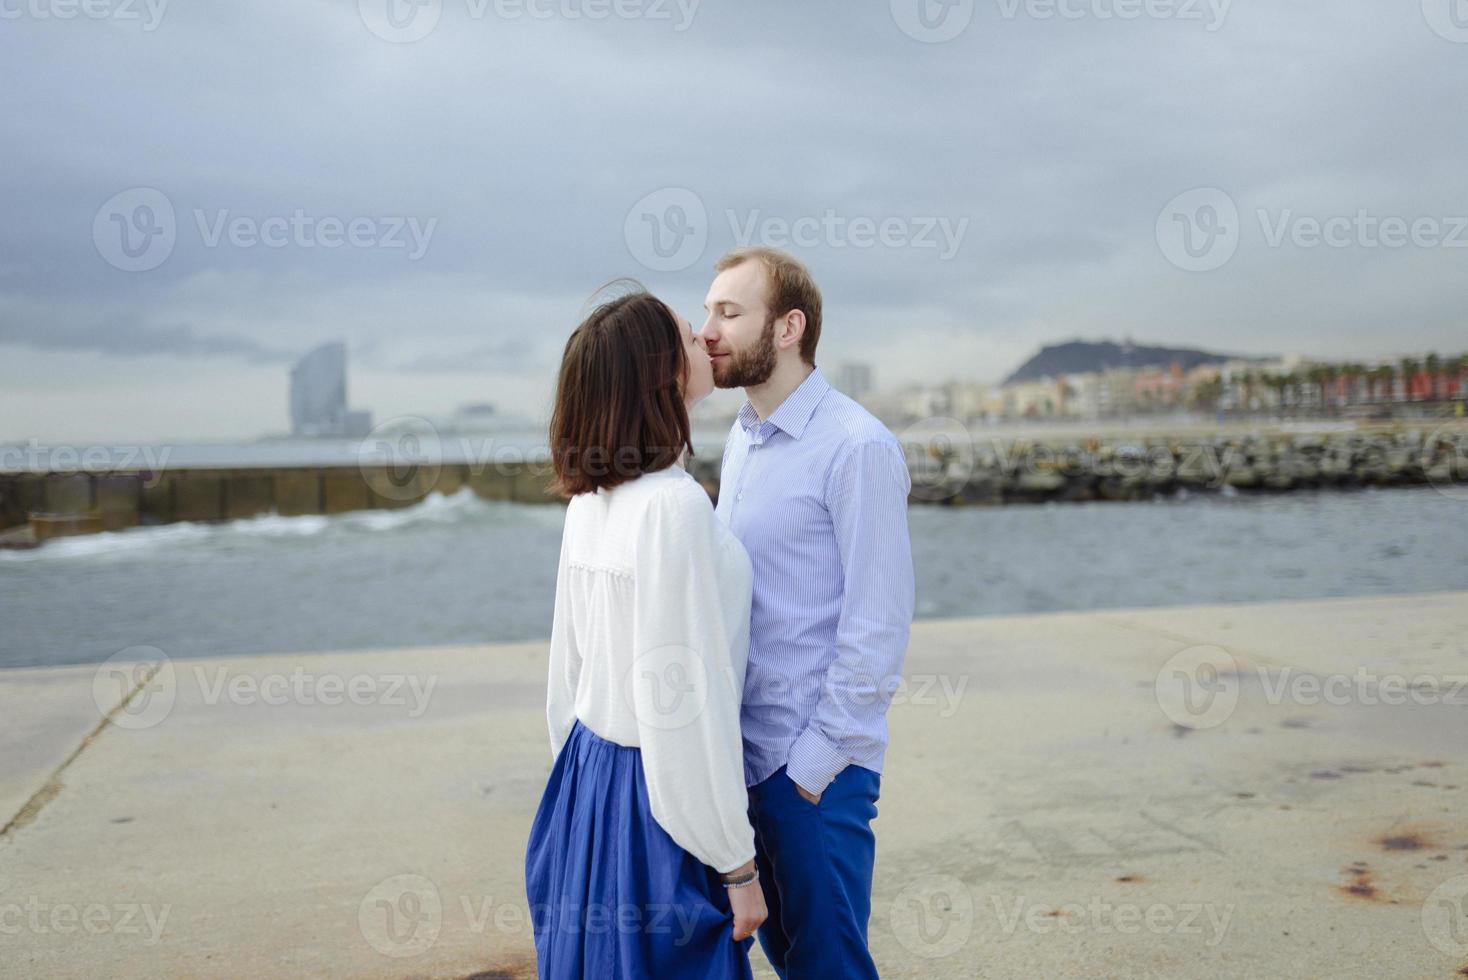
[745,763,882,980]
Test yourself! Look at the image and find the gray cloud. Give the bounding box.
[2,0,1466,440]
[0,306,295,362]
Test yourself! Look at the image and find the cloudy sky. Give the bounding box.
[3,0,1466,444]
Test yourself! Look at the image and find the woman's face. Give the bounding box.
[678,311,714,407]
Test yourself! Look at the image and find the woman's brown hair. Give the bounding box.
[548,288,694,497]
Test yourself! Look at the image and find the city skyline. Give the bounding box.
[5,332,1465,449]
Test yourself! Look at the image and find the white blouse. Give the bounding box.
[545,461,757,874]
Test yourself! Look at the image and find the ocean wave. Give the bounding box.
[0,488,562,563]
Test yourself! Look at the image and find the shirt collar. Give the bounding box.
[737,367,830,441]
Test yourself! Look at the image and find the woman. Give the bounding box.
[525,289,767,979]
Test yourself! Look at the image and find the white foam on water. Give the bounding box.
[0,487,558,563]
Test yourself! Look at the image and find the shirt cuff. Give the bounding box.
[785,727,849,797]
[715,849,758,876]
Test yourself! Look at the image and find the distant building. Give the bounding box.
[1004,378,1065,419]
[1062,373,1103,420]
[1131,363,1186,411]
[1097,368,1138,417]
[834,362,874,401]
[942,381,995,424]
[289,342,373,438]
[453,403,499,430]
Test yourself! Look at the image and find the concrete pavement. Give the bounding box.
[3,591,1468,978]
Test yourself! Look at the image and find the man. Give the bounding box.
[702,246,916,979]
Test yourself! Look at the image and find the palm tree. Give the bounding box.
[1189,376,1223,412]
[1341,363,1365,404]
[1445,353,1468,399]
[1362,363,1385,401]
[1267,373,1290,412]
[1400,358,1420,401]
[1308,364,1335,412]
[1425,353,1442,400]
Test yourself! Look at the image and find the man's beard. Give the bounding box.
[714,315,778,389]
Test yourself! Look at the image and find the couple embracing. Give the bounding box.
[525,246,915,979]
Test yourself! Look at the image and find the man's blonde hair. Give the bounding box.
[714,247,823,365]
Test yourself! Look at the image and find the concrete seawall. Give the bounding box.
[2,591,1467,978]
[3,421,1466,546]
[0,462,564,546]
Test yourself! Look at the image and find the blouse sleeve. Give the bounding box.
[546,517,581,760]
[630,480,756,874]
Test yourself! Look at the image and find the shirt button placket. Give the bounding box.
[737,433,762,506]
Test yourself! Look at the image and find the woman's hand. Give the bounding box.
[724,860,767,941]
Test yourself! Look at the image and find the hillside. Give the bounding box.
[1003,340,1272,385]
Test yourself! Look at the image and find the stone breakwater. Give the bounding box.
[1,425,1465,547]
[844,424,1468,505]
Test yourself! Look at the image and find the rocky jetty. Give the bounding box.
[685,424,1467,506]
[884,426,1468,505]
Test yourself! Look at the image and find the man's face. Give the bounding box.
[701,261,777,389]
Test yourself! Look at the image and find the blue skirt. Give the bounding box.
[525,718,754,980]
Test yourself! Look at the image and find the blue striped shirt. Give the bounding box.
[715,366,916,794]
